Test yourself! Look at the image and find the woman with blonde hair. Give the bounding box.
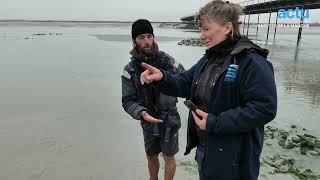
[140,0,277,179]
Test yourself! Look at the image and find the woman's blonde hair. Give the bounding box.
[196,0,243,39]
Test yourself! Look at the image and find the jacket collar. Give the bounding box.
[205,36,236,64]
[231,36,269,58]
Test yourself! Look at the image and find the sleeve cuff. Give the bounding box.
[206,113,218,133]
[156,69,168,86]
[135,107,147,120]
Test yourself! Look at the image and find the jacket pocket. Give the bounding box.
[232,135,241,179]
[203,134,240,179]
[161,110,181,130]
[195,145,206,172]
[232,160,240,179]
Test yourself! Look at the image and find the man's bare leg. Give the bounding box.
[163,155,176,180]
[147,154,160,180]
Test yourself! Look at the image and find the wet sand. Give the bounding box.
[0,22,319,179]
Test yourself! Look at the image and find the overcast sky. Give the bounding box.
[0,0,210,22]
[0,0,319,22]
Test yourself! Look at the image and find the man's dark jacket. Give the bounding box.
[121,47,185,131]
[156,37,277,180]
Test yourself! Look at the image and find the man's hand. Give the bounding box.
[191,109,208,130]
[140,63,163,85]
[141,111,163,124]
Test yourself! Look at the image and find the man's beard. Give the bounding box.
[137,42,155,58]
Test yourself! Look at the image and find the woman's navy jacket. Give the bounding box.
[157,37,277,180]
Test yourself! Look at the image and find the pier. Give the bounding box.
[180,0,320,44]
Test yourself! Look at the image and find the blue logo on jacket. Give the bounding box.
[224,64,238,82]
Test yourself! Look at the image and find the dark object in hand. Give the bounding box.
[184,100,197,112]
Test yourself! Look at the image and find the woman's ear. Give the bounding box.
[224,22,233,35]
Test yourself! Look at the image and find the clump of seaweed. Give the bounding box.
[177,38,205,47]
[262,155,320,180]
[265,125,320,156]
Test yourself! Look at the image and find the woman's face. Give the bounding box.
[199,18,231,49]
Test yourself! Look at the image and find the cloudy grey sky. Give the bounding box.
[0,0,319,22]
[0,0,210,22]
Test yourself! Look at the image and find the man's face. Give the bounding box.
[134,33,154,55]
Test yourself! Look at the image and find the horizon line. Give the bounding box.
[0,19,184,24]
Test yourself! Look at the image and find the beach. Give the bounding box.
[0,22,319,179]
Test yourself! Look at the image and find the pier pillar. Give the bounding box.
[273,11,278,41]
[256,13,260,40]
[297,8,305,45]
[255,0,260,40]
[266,8,272,44]
[246,11,251,36]
[243,15,247,35]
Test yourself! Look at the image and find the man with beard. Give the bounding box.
[121,19,184,180]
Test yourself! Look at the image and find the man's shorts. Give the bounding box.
[142,127,179,157]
